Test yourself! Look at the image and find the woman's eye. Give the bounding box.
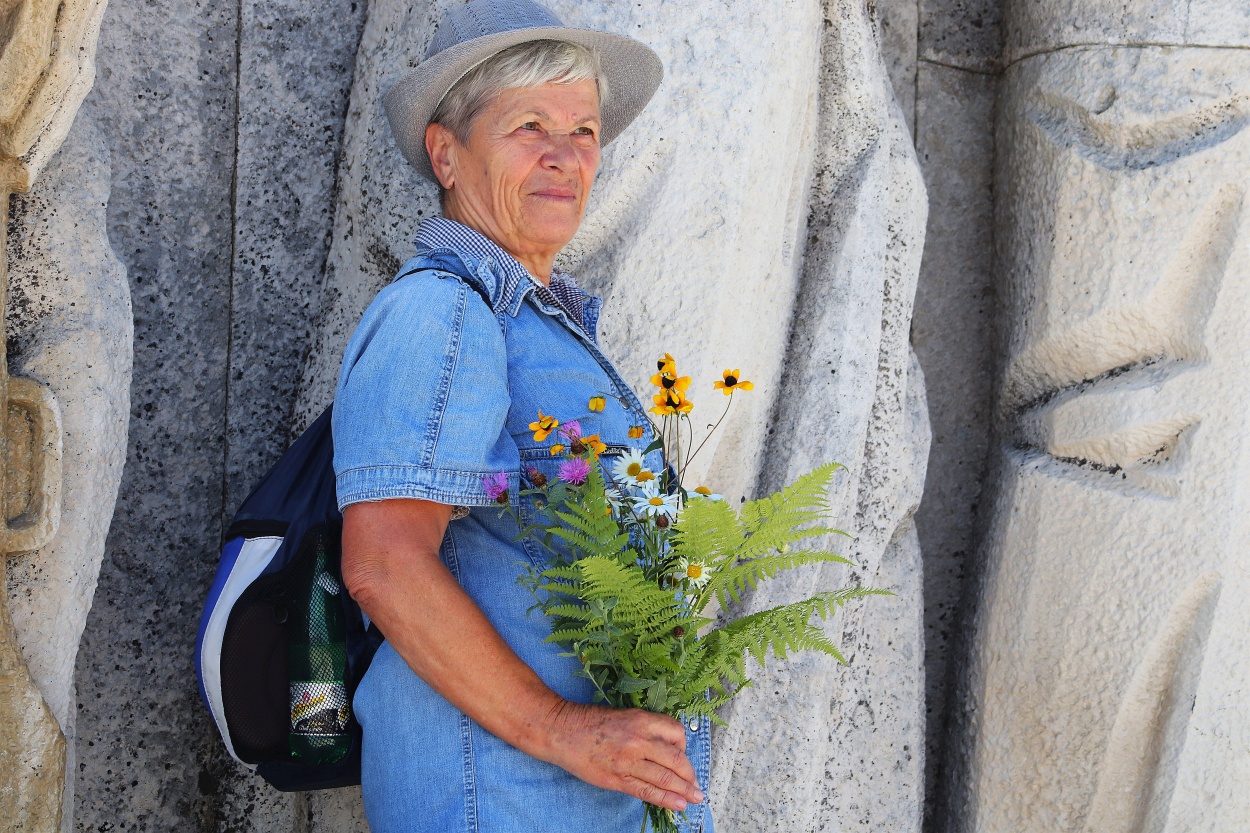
[521,121,541,131]
[573,127,596,137]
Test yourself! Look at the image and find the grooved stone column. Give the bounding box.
[940,2,1250,831]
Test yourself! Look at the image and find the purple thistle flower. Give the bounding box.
[560,420,583,441]
[557,457,591,485]
[482,471,509,502]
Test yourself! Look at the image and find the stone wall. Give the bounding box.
[935,2,1250,831]
[71,1,366,829]
[26,0,1246,829]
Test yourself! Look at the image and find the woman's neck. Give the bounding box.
[442,202,555,285]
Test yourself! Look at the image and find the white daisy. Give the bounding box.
[612,448,656,487]
[604,485,626,512]
[638,481,679,521]
[674,557,713,589]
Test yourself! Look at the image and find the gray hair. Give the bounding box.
[430,39,608,145]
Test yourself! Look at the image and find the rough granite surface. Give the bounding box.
[708,1,929,829]
[6,110,131,833]
[910,59,999,828]
[70,0,368,830]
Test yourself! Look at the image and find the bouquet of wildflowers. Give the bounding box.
[487,354,887,833]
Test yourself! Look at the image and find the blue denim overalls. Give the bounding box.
[333,218,714,833]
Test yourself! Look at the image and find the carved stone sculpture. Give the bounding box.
[0,0,121,829]
[941,2,1250,830]
[298,1,929,829]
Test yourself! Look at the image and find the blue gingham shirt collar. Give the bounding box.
[415,216,596,335]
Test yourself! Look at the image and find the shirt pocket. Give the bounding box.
[517,444,633,567]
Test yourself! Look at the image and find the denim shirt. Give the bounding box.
[332,217,660,512]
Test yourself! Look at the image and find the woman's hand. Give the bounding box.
[535,700,704,813]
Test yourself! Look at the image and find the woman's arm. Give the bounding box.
[341,498,705,813]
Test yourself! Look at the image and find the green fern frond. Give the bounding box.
[701,549,855,609]
[737,462,843,558]
[671,497,741,568]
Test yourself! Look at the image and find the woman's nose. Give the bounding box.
[540,133,580,170]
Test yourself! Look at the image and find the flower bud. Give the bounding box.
[571,439,587,455]
[672,626,686,639]
[655,514,670,529]
[495,490,510,505]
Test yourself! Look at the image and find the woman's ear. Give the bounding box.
[425,122,457,190]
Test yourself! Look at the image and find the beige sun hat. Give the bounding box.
[383,0,664,182]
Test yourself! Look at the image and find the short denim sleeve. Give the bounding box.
[332,271,519,510]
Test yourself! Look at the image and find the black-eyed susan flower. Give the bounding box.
[651,388,694,415]
[588,395,606,412]
[650,369,691,393]
[656,352,677,375]
[549,443,566,455]
[713,369,754,395]
[628,425,645,439]
[529,411,559,442]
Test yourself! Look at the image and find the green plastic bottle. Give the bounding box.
[289,536,352,764]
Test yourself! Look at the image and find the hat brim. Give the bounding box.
[383,26,663,181]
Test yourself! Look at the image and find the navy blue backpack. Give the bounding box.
[195,406,383,791]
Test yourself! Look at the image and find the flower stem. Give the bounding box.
[683,394,734,472]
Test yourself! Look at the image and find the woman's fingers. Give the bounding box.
[539,702,704,809]
[620,773,693,812]
[627,759,704,809]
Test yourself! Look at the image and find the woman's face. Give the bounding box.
[428,79,602,275]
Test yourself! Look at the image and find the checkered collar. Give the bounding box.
[415,216,595,334]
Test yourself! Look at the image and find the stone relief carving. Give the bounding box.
[0,0,122,829]
[947,44,1250,832]
[297,0,928,829]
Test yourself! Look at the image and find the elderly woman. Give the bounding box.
[331,2,712,831]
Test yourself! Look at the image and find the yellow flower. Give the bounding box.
[529,411,559,442]
[650,370,691,393]
[549,443,566,455]
[651,388,694,415]
[656,352,677,375]
[581,434,607,455]
[588,395,606,412]
[628,425,645,439]
[713,369,754,395]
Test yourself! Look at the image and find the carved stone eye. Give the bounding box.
[1002,186,1243,496]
